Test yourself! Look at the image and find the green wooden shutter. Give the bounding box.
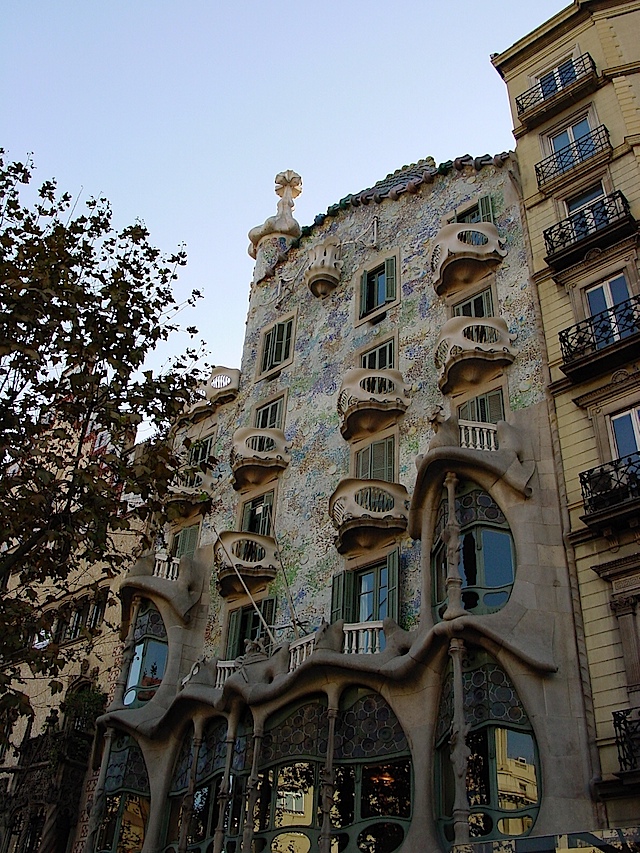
[331,573,344,623]
[259,597,276,639]
[487,389,505,423]
[260,492,274,536]
[481,289,493,316]
[226,608,243,659]
[370,436,394,482]
[176,524,199,558]
[359,270,368,319]
[384,257,396,302]
[282,319,293,363]
[261,328,274,373]
[458,399,471,421]
[479,194,494,223]
[342,571,356,623]
[356,445,370,479]
[387,550,399,623]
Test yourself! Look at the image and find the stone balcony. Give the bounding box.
[231,427,290,490]
[182,366,240,423]
[430,222,506,297]
[337,368,411,440]
[434,316,516,395]
[214,531,279,597]
[328,479,410,555]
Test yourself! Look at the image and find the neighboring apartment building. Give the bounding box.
[493,0,640,831]
[75,148,603,853]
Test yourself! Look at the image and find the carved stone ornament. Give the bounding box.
[304,238,343,297]
[248,170,302,260]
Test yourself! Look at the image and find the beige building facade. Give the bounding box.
[493,0,640,829]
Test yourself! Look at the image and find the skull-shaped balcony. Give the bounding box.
[329,479,410,555]
[214,532,279,597]
[430,223,506,297]
[434,316,516,395]
[337,369,411,440]
[183,367,241,422]
[231,427,290,491]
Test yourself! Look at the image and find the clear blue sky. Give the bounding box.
[3,0,568,373]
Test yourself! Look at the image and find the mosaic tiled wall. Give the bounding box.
[199,159,542,657]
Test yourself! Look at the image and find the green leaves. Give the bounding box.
[0,149,208,723]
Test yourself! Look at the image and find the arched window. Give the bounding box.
[435,648,540,845]
[124,599,168,707]
[164,727,194,851]
[432,482,515,617]
[97,734,150,853]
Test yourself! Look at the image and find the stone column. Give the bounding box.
[241,726,263,853]
[83,727,114,853]
[111,595,141,707]
[449,637,470,845]
[319,707,339,853]
[443,473,465,620]
[212,724,236,853]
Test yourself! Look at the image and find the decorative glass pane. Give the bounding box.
[197,719,229,784]
[355,822,404,853]
[335,694,408,760]
[262,701,328,763]
[170,730,193,794]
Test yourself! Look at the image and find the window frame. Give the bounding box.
[258,314,296,379]
[331,550,399,625]
[172,522,200,559]
[448,194,495,227]
[358,335,396,371]
[452,287,495,320]
[457,387,506,425]
[529,46,581,98]
[561,250,639,326]
[254,393,286,431]
[225,597,276,659]
[354,251,400,326]
[239,487,276,538]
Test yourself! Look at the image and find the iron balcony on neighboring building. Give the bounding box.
[515,53,598,129]
[559,293,640,381]
[579,451,640,532]
[613,708,640,774]
[535,125,611,191]
[543,191,636,271]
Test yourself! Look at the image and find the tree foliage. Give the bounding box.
[0,151,206,721]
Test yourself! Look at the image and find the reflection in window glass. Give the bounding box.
[361,761,411,819]
[275,763,314,828]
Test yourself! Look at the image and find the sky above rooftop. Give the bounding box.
[3,0,568,380]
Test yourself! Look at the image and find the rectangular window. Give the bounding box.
[454,195,494,225]
[184,434,214,487]
[241,492,274,537]
[331,551,399,625]
[355,435,395,482]
[611,406,640,458]
[174,523,200,559]
[538,57,577,99]
[453,289,493,318]
[359,257,397,320]
[260,319,293,375]
[361,339,395,370]
[255,397,284,430]
[550,116,594,173]
[565,182,606,241]
[225,598,275,659]
[458,389,505,424]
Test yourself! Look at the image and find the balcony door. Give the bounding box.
[586,274,634,350]
[550,117,593,173]
[611,406,640,458]
[567,183,606,241]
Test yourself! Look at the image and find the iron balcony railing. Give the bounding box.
[516,53,596,116]
[535,125,610,187]
[543,191,632,257]
[613,708,640,771]
[580,450,640,515]
[559,293,640,363]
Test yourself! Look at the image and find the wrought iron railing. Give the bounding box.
[580,451,640,515]
[543,191,631,257]
[613,708,640,771]
[516,53,596,116]
[535,125,610,186]
[559,293,640,363]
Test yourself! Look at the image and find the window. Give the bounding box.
[225,598,275,659]
[359,257,397,320]
[184,435,214,487]
[355,435,395,482]
[565,183,607,240]
[173,523,200,559]
[549,116,594,174]
[331,551,399,626]
[255,396,284,430]
[361,338,395,370]
[97,734,150,853]
[241,491,274,537]
[611,406,640,458]
[453,289,493,319]
[260,318,293,375]
[454,195,494,225]
[458,389,505,424]
[586,273,635,349]
[432,483,515,616]
[538,57,577,99]
[123,600,168,707]
[436,648,539,845]
[52,592,107,644]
